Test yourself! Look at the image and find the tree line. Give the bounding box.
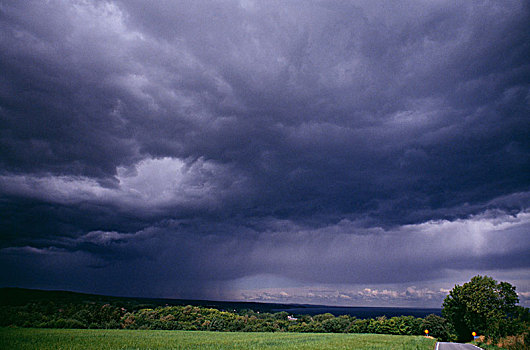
[0,276,528,346]
[0,301,454,339]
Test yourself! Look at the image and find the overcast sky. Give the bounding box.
[0,0,529,308]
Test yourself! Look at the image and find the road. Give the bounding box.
[436,342,482,350]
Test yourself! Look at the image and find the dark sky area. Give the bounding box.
[0,0,529,307]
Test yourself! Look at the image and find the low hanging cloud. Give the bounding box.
[0,0,529,306]
[1,209,529,305]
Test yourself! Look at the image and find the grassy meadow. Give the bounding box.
[0,328,436,350]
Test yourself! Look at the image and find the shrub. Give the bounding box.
[51,318,85,329]
[313,313,335,322]
[321,316,350,333]
[421,314,455,341]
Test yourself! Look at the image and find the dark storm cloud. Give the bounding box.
[2,211,529,301]
[0,0,529,303]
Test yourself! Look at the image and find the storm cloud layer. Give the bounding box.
[1,0,529,307]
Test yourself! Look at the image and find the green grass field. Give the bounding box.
[0,328,436,350]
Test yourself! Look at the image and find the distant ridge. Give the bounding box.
[0,287,306,312]
[0,287,441,318]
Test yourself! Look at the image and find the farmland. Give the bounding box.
[0,328,436,350]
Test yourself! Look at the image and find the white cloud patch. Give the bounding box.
[236,285,451,307]
[234,280,529,308]
[0,156,250,210]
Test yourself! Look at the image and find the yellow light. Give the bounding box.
[472,332,477,337]
[424,329,429,334]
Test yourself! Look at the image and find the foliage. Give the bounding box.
[420,314,456,341]
[0,298,438,336]
[442,275,524,342]
[8,281,527,344]
[473,332,529,350]
[0,302,125,329]
[321,315,350,333]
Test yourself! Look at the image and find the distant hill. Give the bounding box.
[0,287,441,318]
[0,287,309,313]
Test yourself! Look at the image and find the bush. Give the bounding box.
[421,314,455,341]
[313,313,335,322]
[474,332,529,350]
[348,318,370,333]
[51,318,85,329]
[322,316,350,333]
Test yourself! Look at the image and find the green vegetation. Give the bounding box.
[472,333,529,350]
[420,314,455,342]
[0,328,436,350]
[0,287,443,337]
[0,300,434,336]
[442,276,529,343]
[1,275,527,349]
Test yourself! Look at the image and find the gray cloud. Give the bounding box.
[0,0,529,305]
[1,210,529,305]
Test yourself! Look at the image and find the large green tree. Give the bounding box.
[442,275,519,342]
